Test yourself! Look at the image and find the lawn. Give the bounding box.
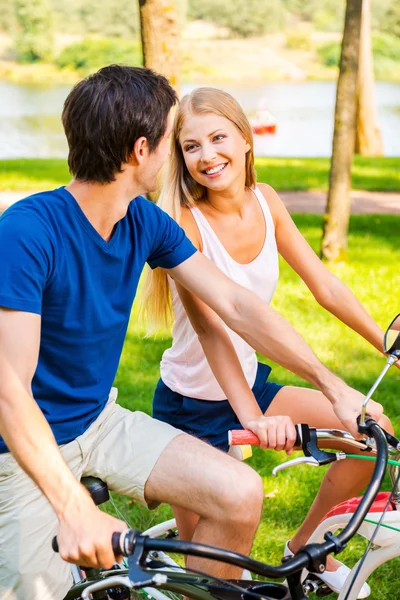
[2,157,399,596]
[107,214,400,599]
[1,156,400,192]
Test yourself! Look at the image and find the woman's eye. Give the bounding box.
[213,134,226,142]
[184,144,196,152]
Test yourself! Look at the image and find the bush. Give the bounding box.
[372,32,400,61]
[285,30,312,51]
[317,32,400,69]
[55,37,142,72]
[316,40,340,67]
[15,0,54,63]
[188,0,286,38]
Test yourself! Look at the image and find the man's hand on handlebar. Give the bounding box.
[244,415,297,454]
[57,490,126,569]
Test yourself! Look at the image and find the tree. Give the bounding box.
[138,0,180,92]
[0,0,15,33]
[188,0,284,37]
[321,0,363,263]
[15,0,54,63]
[355,0,384,156]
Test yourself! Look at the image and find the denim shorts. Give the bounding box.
[152,362,284,451]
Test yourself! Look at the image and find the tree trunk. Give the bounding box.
[138,0,180,93]
[355,0,384,156]
[321,0,363,264]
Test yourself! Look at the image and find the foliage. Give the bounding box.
[188,0,286,37]
[376,0,400,38]
[311,0,345,32]
[282,0,320,22]
[285,30,312,51]
[1,157,399,193]
[49,0,139,38]
[317,33,400,69]
[317,40,341,67]
[0,0,15,33]
[55,37,142,72]
[14,0,54,63]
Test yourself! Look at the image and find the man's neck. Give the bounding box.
[66,173,142,241]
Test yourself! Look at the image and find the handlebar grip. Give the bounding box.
[51,532,125,557]
[229,425,302,447]
[229,430,260,446]
[112,532,122,556]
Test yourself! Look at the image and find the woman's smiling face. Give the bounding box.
[179,112,250,192]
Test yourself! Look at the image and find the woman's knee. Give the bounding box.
[378,413,394,435]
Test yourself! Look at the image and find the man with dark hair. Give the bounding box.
[0,65,382,600]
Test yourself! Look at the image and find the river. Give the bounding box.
[1,80,399,159]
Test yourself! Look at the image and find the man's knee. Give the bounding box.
[216,463,264,528]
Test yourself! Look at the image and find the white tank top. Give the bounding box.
[160,186,279,400]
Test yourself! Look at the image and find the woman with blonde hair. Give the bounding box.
[143,87,392,597]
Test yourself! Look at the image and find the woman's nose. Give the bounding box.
[200,144,217,163]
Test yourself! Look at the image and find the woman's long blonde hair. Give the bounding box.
[142,87,257,333]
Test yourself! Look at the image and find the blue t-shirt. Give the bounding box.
[0,187,196,453]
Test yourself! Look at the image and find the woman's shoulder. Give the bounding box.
[256,183,286,225]
[179,205,202,251]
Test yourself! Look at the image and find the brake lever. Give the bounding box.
[297,424,341,465]
[272,452,346,476]
[272,456,319,475]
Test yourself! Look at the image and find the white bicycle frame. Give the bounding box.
[307,447,400,600]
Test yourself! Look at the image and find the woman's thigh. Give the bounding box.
[266,385,393,453]
[266,386,346,430]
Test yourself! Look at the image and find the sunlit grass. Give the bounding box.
[106,214,400,598]
[1,157,400,192]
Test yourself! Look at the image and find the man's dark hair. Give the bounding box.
[62,65,178,184]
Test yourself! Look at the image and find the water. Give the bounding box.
[0,80,399,159]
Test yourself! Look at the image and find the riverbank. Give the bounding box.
[1,28,400,86]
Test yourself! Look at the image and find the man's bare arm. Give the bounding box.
[0,308,125,568]
[168,252,383,436]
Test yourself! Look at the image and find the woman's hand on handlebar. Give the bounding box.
[330,384,383,437]
[56,490,126,569]
[244,415,297,454]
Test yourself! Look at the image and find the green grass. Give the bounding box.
[1,157,400,192]
[107,214,400,599]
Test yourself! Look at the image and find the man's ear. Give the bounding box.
[131,136,149,165]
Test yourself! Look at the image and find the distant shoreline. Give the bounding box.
[1,31,400,87]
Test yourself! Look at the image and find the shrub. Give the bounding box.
[55,37,142,72]
[316,40,340,67]
[317,32,400,69]
[285,30,312,51]
[15,0,54,63]
[188,0,286,38]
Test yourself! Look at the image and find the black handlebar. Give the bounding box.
[52,419,389,581]
[106,418,389,580]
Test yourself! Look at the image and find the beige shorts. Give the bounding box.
[0,390,182,600]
